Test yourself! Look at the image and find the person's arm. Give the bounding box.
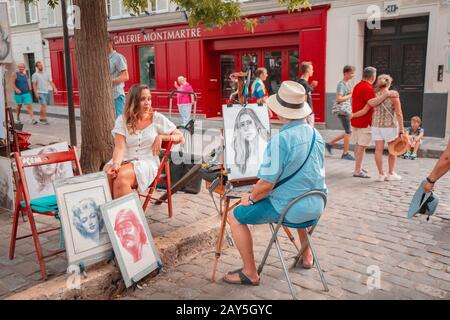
[112,70,129,85]
[49,80,58,94]
[391,96,405,133]
[424,141,450,192]
[174,81,180,90]
[352,104,372,118]
[105,134,127,177]
[11,72,20,94]
[240,179,274,206]
[336,93,352,103]
[367,90,399,107]
[32,79,39,99]
[416,130,425,142]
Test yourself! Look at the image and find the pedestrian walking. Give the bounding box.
[108,36,129,118]
[12,63,36,125]
[326,65,356,160]
[32,61,58,125]
[352,74,405,181]
[351,67,399,179]
[297,61,317,127]
[174,76,194,126]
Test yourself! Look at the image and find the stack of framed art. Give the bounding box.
[54,172,162,288]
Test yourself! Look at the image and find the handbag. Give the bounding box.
[331,100,352,116]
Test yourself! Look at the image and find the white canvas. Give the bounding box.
[54,172,113,267]
[222,104,270,180]
[0,3,13,64]
[0,157,14,211]
[22,142,74,200]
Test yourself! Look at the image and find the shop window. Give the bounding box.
[221,55,236,99]
[289,50,299,81]
[156,0,168,12]
[107,0,122,19]
[264,51,282,95]
[8,0,17,26]
[139,47,156,89]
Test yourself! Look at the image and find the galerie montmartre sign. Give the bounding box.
[114,27,202,45]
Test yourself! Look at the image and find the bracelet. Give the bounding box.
[426,177,436,184]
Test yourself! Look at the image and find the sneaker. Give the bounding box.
[32,120,39,125]
[410,153,417,160]
[386,172,402,181]
[14,119,22,125]
[403,151,411,159]
[325,143,333,155]
[362,168,369,174]
[353,171,371,179]
[39,118,49,125]
[341,153,355,161]
[377,174,387,182]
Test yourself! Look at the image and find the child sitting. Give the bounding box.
[404,116,424,160]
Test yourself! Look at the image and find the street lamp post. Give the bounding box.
[61,0,77,147]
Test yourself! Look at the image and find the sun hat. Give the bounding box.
[266,81,312,120]
[407,180,439,220]
[388,133,410,156]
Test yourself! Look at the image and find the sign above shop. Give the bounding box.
[113,27,202,45]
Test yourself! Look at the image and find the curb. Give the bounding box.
[6,215,222,300]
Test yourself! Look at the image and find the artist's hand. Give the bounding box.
[152,135,163,156]
[240,193,252,207]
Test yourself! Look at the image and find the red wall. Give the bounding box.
[48,5,329,121]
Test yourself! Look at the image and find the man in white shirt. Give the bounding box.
[32,61,58,125]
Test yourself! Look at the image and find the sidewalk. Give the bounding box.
[13,103,448,159]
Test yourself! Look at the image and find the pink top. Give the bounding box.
[177,83,193,105]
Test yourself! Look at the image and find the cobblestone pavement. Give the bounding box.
[116,154,450,300]
[0,186,217,299]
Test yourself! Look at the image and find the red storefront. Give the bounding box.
[48,6,329,122]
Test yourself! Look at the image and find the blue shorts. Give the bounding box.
[38,93,49,105]
[234,198,291,225]
[14,92,33,105]
[114,95,126,117]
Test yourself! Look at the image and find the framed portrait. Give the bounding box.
[0,157,14,211]
[22,142,74,200]
[54,172,113,267]
[100,193,162,288]
[0,3,13,64]
[222,104,271,181]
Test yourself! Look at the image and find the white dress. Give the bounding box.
[110,112,176,193]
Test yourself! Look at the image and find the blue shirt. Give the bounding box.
[257,119,327,223]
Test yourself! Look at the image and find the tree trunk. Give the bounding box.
[74,0,115,173]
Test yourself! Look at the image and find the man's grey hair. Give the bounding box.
[363,67,377,80]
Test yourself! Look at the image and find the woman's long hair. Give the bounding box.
[33,146,66,192]
[232,108,270,174]
[123,84,152,134]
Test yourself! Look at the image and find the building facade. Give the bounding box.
[4,0,450,137]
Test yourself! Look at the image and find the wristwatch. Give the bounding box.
[248,195,255,206]
[426,177,436,184]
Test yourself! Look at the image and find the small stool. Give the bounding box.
[257,190,328,300]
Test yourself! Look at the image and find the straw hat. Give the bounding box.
[388,133,410,156]
[266,81,312,120]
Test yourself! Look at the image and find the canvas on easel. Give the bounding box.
[222,104,270,183]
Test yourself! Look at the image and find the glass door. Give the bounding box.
[220,54,237,103]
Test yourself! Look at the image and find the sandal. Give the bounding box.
[223,268,260,286]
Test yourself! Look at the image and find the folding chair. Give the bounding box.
[10,147,82,280]
[257,190,328,300]
[140,141,174,218]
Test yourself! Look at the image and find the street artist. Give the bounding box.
[223,81,328,286]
